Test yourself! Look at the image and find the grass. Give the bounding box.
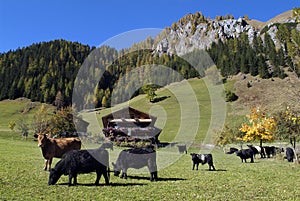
[0,131,299,201]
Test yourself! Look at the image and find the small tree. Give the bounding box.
[142,84,158,103]
[32,104,51,135]
[17,117,29,139]
[239,107,276,147]
[8,121,16,131]
[48,107,77,136]
[274,106,300,149]
[215,125,245,150]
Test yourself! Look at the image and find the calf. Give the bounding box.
[285,147,295,162]
[112,147,158,181]
[48,147,110,186]
[236,149,254,163]
[34,133,81,170]
[190,153,216,171]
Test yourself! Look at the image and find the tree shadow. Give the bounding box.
[151,96,171,103]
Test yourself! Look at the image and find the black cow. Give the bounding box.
[286,147,295,162]
[263,146,284,158]
[226,147,239,154]
[112,147,158,181]
[247,145,264,158]
[190,153,216,171]
[48,147,110,186]
[236,149,254,163]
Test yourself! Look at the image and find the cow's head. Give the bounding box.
[34,133,49,148]
[190,153,198,161]
[111,162,120,176]
[48,168,61,185]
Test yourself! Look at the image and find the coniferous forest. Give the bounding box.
[0,15,299,108]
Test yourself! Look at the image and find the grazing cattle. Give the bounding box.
[112,147,158,181]
[263,146,283,158]
[190,153,216,171]
[34,133,81,171]
[247,145,264,158]
[48,147,110,186]
[236,149,254,163]
[226,147,239,154]
[285,147,295,162]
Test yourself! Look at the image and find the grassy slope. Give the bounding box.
[94,78,214,144]
[0,98,54,133]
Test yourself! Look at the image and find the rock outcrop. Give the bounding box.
[153,12,298,56]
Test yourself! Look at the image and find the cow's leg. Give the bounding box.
[43,159,48,171]
[48,157,53,171]
[95,170,101,185]
[121,169,127,179]
[150,172,154,182]
[103,169,110,185]
[196,163,199,170]
[68,173,77,186]
[68,174,73,186]
[151,171,158,181]
[250,157,254,163]
[73,174,78,185]
[192,163,195,170]
[209,163,216,171]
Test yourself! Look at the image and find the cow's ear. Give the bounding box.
[33,134,38,138]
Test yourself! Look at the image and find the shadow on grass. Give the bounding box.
[196,169,227,172]
[56,182,146,187]
[126,175,186,181]
[150,96,171,103]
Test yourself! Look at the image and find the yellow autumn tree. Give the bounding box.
[239,107,276,147]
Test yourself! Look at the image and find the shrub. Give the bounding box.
[225,90,238,102]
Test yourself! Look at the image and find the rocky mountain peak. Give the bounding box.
[153,10,298,56]
[154,16,257,56]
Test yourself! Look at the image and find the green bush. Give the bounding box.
[225,90,238,102]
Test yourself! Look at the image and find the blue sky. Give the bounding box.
[0,0,299,53]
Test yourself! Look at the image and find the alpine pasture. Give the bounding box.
[0,79,299,201]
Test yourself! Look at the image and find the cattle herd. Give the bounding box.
[227,144,296,163]
[34,134,297,186]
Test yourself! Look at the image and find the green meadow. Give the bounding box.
[0,78,299,200]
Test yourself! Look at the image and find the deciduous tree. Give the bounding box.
[239,107,276,147]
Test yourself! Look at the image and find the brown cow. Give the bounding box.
[34,133,81,171]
